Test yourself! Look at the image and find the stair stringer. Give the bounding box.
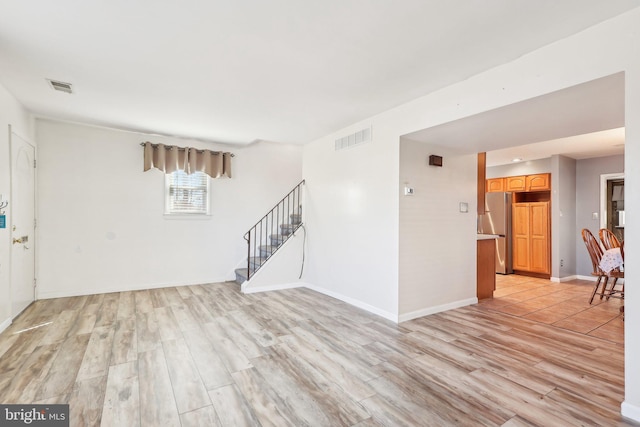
[241,227,306,294]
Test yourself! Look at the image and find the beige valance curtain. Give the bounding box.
[142,141,233,178]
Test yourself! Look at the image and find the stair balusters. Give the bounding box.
[236,180,305,283]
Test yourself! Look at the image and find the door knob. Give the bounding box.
[13,237,22,244]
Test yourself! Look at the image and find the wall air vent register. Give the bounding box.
[47,79,73,94]
[335,126,372,151]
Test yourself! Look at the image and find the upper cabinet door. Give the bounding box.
[486,178,505,192]
[506,176,526,192]
[504,173,550,192]
[526,173,550,191]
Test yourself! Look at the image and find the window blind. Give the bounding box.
[165,171,210,214]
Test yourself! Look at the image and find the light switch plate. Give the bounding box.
[459,202,469,213]
[404,187,414,196]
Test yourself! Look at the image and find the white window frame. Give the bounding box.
[164,170,211,216]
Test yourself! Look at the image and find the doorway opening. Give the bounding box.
[600,173,624,242]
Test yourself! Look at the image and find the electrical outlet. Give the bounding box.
[592,212,599,220]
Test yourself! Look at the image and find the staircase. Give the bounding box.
[235,180,305,284]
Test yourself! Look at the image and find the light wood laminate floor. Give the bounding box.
[0,281,631,426]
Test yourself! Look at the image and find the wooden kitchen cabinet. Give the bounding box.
[506,176,527,192]
[526,173,550,191]
[486,178,505,192]
[512,201,550,276]
[512,203,530,270]
[505,173,550,192]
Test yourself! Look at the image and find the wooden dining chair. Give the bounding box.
[598,228,625,300]
[582,229,610,304]
[599,228,621,250]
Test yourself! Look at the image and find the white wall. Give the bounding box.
[301,7,640,420]
[624,61,640,421]
[302,124,399,321]
[0,83,34,331]
[36,119,302,298]
[398,140,477,321]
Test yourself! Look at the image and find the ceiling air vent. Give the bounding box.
[335,126,371,151]
[47,79,73,94]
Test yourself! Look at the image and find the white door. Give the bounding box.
[10,129,36,317]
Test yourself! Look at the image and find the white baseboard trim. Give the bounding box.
[244,281,398,323]
[35,278,477,327]
[304,284,398,323]
[242,282,303,294]
[249,283,477,325]
[576,275,597,282]
[621,401,640,424]
[0,317,12,334]
[398,297,478,323]
[37,277,230,300]
[550,275,579,283]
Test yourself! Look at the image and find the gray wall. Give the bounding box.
[575,154,625,276]
[486,158,551,178]
[552,155,577,279]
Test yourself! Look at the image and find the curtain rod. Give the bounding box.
[140,142,235,157]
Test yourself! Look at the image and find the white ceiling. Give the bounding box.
[0,1,637,146]
[403,72,626,165]
[485,128,625,167]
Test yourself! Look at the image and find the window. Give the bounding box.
[165,170,210,215]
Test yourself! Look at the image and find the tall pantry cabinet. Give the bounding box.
[512,201,550,275]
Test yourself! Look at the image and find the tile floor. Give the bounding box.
[478,274,624,345]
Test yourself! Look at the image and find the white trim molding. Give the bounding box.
[621,401,640,424]
[0,317,12,334]
[398,297,478,323]
[550,275,579,283]
[304,284,398,323]
[576,275,598,282]
[241,282,303,294]
[241,281,398,322]
[37,278,229,300]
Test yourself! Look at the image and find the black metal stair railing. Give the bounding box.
[243,180,305,281]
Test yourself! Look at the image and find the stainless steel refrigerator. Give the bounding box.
[478,192,513,274]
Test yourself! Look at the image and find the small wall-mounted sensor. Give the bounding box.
[404,187,415,196]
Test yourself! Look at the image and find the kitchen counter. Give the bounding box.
[477,237,496,299]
